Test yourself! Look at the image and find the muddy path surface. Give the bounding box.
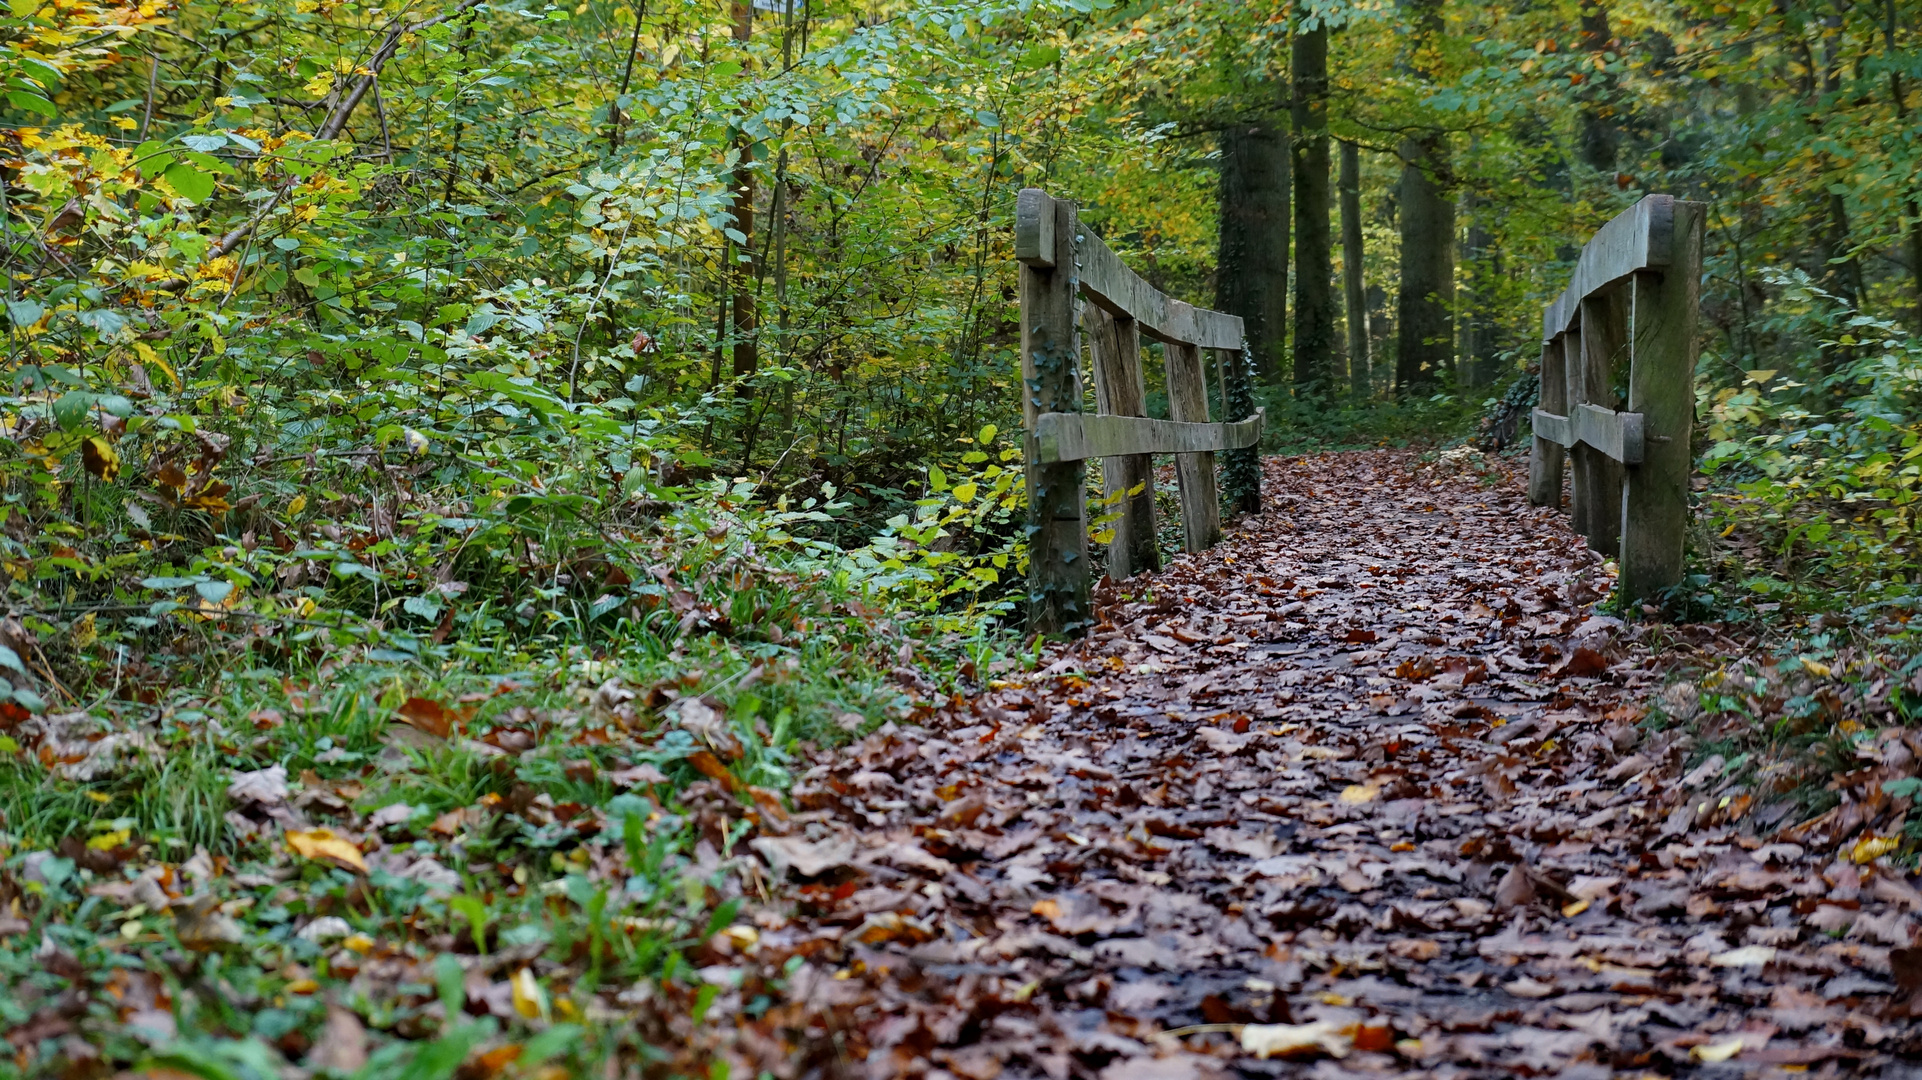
[736,450,1922,1079]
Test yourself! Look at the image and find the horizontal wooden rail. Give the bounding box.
[1017,191,1244,350]
[1541,195,1676,343]
[1031,408,1265,464]
[1529,403,1644,465]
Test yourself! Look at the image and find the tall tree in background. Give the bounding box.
[1458,191,1495,388]
[1292,19,1338,392]
[728,2,759,394]
[1339,139,1370,396]
[1394,0,1453,392]
[1217,119,1292,383]
[1575,0,1620,180]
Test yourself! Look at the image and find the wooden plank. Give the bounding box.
[1086,304,1159,580]
[1015,188,1055,268]
[1073,220,1245,349]
[1542,194,1675,341]
[1577,287,1629,557]
[1565,330,1591,542]
[1165,340,1222,552]
[1530,405,1644,464]
[1530,408,1571,447]
[1574,403,1644,465]
[1031,409,1265,463]
[1620,199,1706,604]
[1019,189,1090,634]
[1527,336,1566,508]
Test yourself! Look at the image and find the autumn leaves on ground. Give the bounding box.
[16,450,1922,1080]
[725,450,1922,1079]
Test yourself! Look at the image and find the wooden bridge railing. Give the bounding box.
[1017,188,1264,635]
[1528,194,1705,604]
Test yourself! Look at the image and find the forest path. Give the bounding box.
[749,450,1910,1079]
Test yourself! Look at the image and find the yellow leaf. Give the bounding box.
[1744,369,1778,385]
[287,493,307,517]
[1801,657,1832,677]
[510,967,547,1020]
[1030,898,1061,920]
[1339,784,1379,805]
[88,828,130,851]
[952,481,977,504]
[1691,1037,1747,1063]
[1561,898,1590,918]
[133,342,179,389]
[82,436,120,480]
[286,827,367,872]
[978,423,997,444]
[72,612,97,649]
[1852,834,1898,864]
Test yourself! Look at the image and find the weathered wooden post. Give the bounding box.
[1621,199,1704,602]
[1016,189,1091,634]
[1086,304,1159,579]
[1165,332,1223,553]
[1526,337,1566,507]
[1578,286,1629,557]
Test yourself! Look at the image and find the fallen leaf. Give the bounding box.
[395,696,453,738]
[1691,1038,1747,1064]
[1852,834,1898,864]
[1338,784,1378,805]
[1240,1020,1352,1059]
[1708,945,1776,968]
[510,967,547,1020]
[1495,864,1535,910]
[286,828,367,873]
[750,833,855,877]
[306,1005,368,1072]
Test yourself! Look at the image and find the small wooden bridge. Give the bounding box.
[1015,190,1705,635]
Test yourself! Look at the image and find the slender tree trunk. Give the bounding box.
[1887,0,1922,329]
[728,3,758,392]
[1576,0,1620,179]
[1395,134,1454,392]
[1458,190,1494,389]
[1339,139,1370,397]
[1291,22,1337,394]
[1216,118,1290,384]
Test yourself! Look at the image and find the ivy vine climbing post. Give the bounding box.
[1016,188,1091,635]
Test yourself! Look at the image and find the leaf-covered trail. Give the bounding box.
[741,450,1916,1079]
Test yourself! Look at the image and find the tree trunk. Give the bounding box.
[1458,190,1494,389]
[728,2,758,389]
[1291,23,1337,394]
[1339,139,1370,397]
[1576,0,1619,177]
[1216,119,1290,384]
[1395,134,1454,392]
[1887,0,1922,330]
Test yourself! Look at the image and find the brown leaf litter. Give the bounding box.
[699,450,1922,1078]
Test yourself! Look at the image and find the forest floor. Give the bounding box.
[729,450,1922,1079]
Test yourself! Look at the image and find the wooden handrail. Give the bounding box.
[1017,188,1260,634]
[1017,190,1244,350]
[1528,193,1704,605]
[1031,408,1266,464]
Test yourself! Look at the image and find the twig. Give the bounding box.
[148,0,484,293]
[138,54,159,142]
